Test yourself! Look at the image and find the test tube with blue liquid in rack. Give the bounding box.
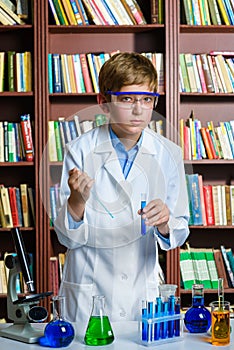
[141,296,183,346]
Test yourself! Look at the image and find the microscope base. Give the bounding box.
[0,322,43,343]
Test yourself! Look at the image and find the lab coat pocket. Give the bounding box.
[61,280,93,336]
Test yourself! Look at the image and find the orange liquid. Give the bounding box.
[211,310,230,346]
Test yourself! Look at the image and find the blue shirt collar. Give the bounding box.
[109,125,143,151]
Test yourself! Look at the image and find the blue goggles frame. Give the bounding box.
[105,91,160,97]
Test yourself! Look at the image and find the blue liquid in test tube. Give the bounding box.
[141,193,147,235]
[142,300,148,341]
[175,297,181,336]
[161,301,168,339]
[147,301,153,341]
[168,296,175,337]
[154,297,162,340]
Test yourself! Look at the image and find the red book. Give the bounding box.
[79,53,93,93]
[203,185,215,226]
[200,127,218,159]
[20,114,34,162]
[8,187,20,227]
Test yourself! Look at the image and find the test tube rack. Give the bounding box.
[139,313,184,346]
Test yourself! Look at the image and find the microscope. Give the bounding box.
[0,227,52,343]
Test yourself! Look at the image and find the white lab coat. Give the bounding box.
[54,124,189,335]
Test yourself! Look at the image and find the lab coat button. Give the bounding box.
[119,309,126,317]
[121,273,128,280]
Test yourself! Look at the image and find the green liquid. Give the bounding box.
[84,316,114,346]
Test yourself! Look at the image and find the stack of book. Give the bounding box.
[48,0,148,26]
[180,114,234,160]
[0,0,26,25]
[180,245,234,290]
[0,50,32,92]
[181,0,234,25]
[179,52,234,94]
[186,173,234,226]
[0,183,35,229]
[48,114,107,162]
[0,114,34,163]
[48,51,164,94]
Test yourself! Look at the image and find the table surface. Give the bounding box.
[0,320,233,349]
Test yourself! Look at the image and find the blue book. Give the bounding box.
[187,173,203,225]
[101,0,119,24]
[76,0,89,24]
[68,120,78,140]
[52,53,62,93]
[48,53,53,94]
[223,0,234,25]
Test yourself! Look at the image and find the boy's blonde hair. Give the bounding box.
[99,52,158,101]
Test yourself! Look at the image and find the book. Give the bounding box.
[214,54,233,93]
[0,259,7,293]
[220,245,234,287]
[207,0,222,25]
[54,120,63,161]
[79,53,93,93]
[52,0,69,25]
[48,121,58,162]
[216,0,231,24]
[200,53,215,92]
[75,0,89,24]
[180,249,196,289]
[0,0,25,24]
[184,53,198,92]
[48,0,61,25]
[28,187,35,226]
[203,185,215,225]
[226,247,234,274]
[213,249,229,288]
[204,248,219,289]
[69,0,83,25]
[190,248,212,289]
[186,173,203,225]
[20,114,34,162]
[81,0,103,24]
[52,53,62,93]
[122,0,147,24]
[200,127,217,159]
[198,174,207,226]
[20,183,31,227]
[179,54,191,92]
[0,185,13,228]
[8,186,21,227]
[61,0,78,25]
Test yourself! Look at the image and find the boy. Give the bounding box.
[54,52,189,334]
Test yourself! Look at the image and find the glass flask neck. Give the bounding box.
[92,295,106,316]
[192,284,205,307]
[52,296,65,320]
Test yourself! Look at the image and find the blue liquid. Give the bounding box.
[141,200,146,235]
[184,296,211,333]
[38,319,75,348]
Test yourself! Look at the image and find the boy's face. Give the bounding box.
[107,84,154,141]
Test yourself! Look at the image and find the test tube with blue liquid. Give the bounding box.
[168,295,175,338]
[175,297,181,336]
[147,301,153,341]
[154,297,162,340]
[161,301,168,339]
[141,300,148,341]
[141,193,147,235]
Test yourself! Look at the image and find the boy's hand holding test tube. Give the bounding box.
[138,194,170,236]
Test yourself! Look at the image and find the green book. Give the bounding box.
[54,120,63,162]
[180,249,196,289]
[179,54,191,93]
[7,51,15,92]
[204,248,219,289]
[190,248,212,289]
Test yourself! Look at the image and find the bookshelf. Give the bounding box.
[1,0,234,321]
[179,3,234,306]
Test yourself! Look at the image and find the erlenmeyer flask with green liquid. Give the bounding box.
[84,295,114,346]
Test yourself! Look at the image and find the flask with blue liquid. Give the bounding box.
[184,284,211,333]
[38,296,75,347]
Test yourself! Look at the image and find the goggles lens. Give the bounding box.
[106,91,159,110]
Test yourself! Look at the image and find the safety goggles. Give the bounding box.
[105,91,160,110]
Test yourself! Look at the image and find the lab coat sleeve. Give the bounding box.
[154,145,190,251]
[54,140,90,249]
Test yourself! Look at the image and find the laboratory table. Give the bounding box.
[0,320,233,349]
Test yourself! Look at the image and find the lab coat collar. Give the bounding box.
[93,124,158,185]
